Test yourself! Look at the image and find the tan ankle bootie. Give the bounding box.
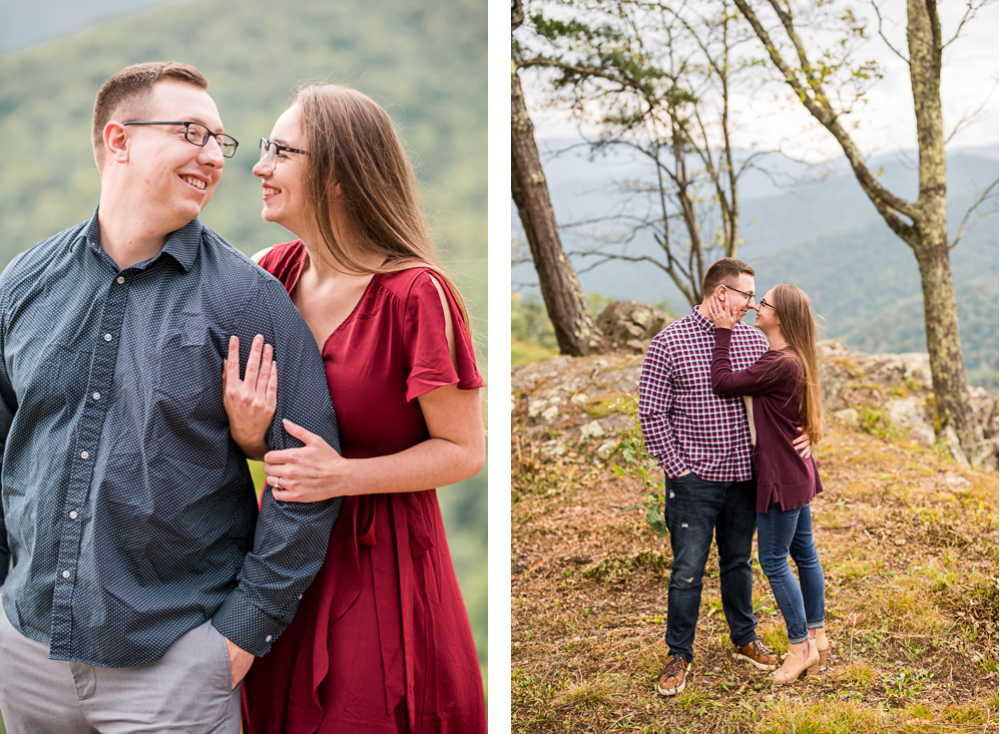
[771,639,820,684]
[809,627,830,667]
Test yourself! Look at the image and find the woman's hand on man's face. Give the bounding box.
[222,334,277,461]
[707,292,741,330]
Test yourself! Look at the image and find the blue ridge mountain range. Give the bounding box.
[512,139,999,387]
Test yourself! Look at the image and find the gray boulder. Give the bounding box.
[596,301,673,353]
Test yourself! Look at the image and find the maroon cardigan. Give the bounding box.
[711,328,822,512]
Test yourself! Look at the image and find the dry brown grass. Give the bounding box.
[512,403,998,734]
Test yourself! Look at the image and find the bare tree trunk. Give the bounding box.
[512,1,598,356]
[906,0,979,465]
[913,237,980,465]
[733,0,982,465]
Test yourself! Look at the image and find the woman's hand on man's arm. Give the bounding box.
[222,334,277,461]
[263,384,485,502]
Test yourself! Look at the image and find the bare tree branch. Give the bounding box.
[512,0,523,31]
[943,0,997,48]
[732,0,921,236]
[944,76,998,145]
[949,178,999,249]
[869,0,909,63]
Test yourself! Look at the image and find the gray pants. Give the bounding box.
[0,609,241,733]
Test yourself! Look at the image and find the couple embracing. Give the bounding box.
[640,257,828,695]
[0,61,486,733]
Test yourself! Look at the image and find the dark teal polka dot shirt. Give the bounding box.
[0,210,342,667]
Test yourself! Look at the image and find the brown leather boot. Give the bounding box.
[655,654,691,696]
[732,638,778,671]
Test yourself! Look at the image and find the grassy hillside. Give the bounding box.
[512,353,998,733]
[0,0,488,680]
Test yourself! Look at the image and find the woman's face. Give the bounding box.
[754,287,781,332]
[253,104,310,234]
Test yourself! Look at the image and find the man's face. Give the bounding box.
[719,273,756,320]
[120,80,226,228]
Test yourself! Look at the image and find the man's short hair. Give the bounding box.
[703,257,755,296]
[92,61,208,169]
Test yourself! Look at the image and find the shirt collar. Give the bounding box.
[688,305,717,334]
[80,206,201,273]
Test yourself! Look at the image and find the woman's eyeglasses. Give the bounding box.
[259,138,309,172]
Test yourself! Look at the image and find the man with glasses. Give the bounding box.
[0,62,341,732]
[639,257,810,696]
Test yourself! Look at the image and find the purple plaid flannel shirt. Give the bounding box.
[639,307,768,482]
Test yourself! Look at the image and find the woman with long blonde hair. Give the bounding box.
[223,84,486,732]
[707,283,828,685]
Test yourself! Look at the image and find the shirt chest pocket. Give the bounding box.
[673,355,712,393]
[16,342,94,413]
[151,313,227,423]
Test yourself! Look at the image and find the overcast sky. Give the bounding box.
[521,0,999,162]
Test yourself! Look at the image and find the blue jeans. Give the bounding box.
[756,502,825,643]
[663,473,758,662]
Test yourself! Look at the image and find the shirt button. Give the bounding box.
[61,570,70,579]
[116,276,125,284]
[265,635,273,643]
[103,334,113,342]
[92,392,101,401]
[80,451,89,459]
[69,511,78,519]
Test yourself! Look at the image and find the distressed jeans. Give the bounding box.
[663,473,758,662]
[756,502,825,643]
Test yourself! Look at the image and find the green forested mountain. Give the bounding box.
[512,142,998,388]
[0,0,488,675]
[753,216,998,387]
[0,0,185,52]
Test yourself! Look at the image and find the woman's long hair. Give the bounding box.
[295,84,471,330]
[772,284,824,444]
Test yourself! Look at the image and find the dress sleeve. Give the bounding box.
[711,328,797,397]
[403,271,486,402]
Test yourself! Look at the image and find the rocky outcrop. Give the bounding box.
[595,301,672,353]
[818,341,998,469]
[513,336,999,470]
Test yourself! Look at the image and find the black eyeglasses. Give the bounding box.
[122,121,239,158]
[758,298,775,310]
[723,284,755,303]
[259,138,310,172]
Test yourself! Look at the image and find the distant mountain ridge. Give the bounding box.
[0,0,185,52]
[512,139,999,386]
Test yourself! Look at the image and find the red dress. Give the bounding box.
[241,241,487,734]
